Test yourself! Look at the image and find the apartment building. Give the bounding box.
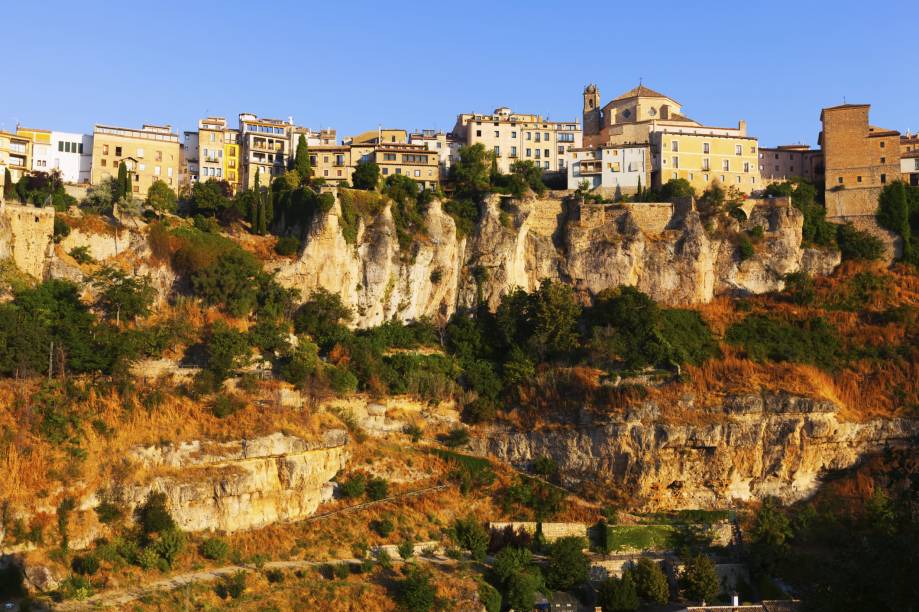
[451,107,581,174]
[582,83,761,194]
[0,131,33,182]
[238,113,294,189]
[820,104,901,218]
[347,128,408,145]
[309,145,355,183]
[195,117,241,192]
[15,127,52,173]
[90,123,181,197]
[292,126,337,148]
[758,145,824,186]
[182,130,199,188]
[409,130,454,173]
[13,127,93,183]
[309,140,441,189]
[567,144,651,195]
[901,133,919,186]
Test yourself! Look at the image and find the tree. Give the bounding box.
[93,267,156,324]
[877,181,913,259]
[505,569,543,612]
[748,497,792,573]
[294,134,312,180]
[146,179,177,212]
[395,564,436,612]
[190,249,262,316]
[451,516,489,561]
[492,547,534,586]
[292,288,353,352]
[137,492,176,535]
[190,179,231,217]
[496,280,582,361]
[836,223,885,261]
[659,178,696,202]
[352,160,380,190]
[598,571,640,611]
[450,144,492,199]
[631,558,669,604]
[114,162,129,202]
[545,536,589,590]
[205,321,251,380]
[2,167,12,199]
[509,159,547,196]
[680,554,720,603]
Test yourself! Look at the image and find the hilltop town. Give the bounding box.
[0,82,917,612]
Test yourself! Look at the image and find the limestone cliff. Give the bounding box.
[276,192,840,327]
[468,394,918,510]
[121,430,350,533]
[0,203,54,278]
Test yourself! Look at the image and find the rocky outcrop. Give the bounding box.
[275,192,841,326]
[469,394,919,510]
[0,202,54,278]
[121,430,350,533]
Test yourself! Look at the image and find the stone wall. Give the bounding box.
[825,186,883,219]
[622,203,674,234]
[488,521,587,542]
[0,203,54,278]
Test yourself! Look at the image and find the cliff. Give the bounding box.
[276,192,841,327]
[469,393,919,510]
[0,202,54,278]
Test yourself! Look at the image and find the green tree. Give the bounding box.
[2,167,12,199]
[545,536,589,590]
[114,162,129,202]
[598,571,640,611]
[450,144,492,199]
[352,160,380,190]
[505,569,543,612]
[137,492,175,535]
[451,516,488,561]
[294,134,312,180]
[680,554,720,603]
[631,558,669,604]
[749,497,792,573]
[492,547,534,586]
[205,321,250,380]
[93,267,156,324]
[190,179,230,217]
[835,223,885,261]
[395,564,436,612]
[190,249,262,316]
[496,280,581,361]
[877,181,913,259]
[146,180,177,212]
[659,178,696,202]
[292,289,353,352]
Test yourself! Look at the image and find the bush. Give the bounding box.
[265,568,284,583]
[366,476,389,501]
[726,314,842,370]
[352,160,380,190]
[836,223,885,261]
[598,571,640,611]
[328,365,358,394]
[94,499,124,525]
[146,180,177,212]
[274,236,300,256]
[451,516,488,561]
[398,540,415,560]
[201,537,230,561]
[545,536,589,590]
[71,555,100,576]
[680,554,720,603]
[631,557,669,604]
[211,394,245,418]
[394,564,436,612]
[190,249,262,316]
[153,528,185,567]
[737,233,755,260]
[216,570,247,599]
[338,473,367,499]
[478,579,502,612]
[53,217,71,242]
[439,427,470,448]
[371,518,394,537]
[783,271,816,305]
[69,245,94,264]
[137,492,176,535]
[333,562,350,579]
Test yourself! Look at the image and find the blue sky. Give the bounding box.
[4,0,917,147]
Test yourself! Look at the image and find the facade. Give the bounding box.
[16,127,52,173]
[90,123,181,197]
[13,127,92,183]
[309,141,441,189]
[347,128,408,145]
[182,130,199,189]
[238,113,294,189]
[582,84,761,194]
[451,107,581,174]
[409,130,454,173]
[820,104,901,218]
[309,145,354,184]
[567,144,650,195]
[0,131,32,182]
[758,145,823,186]
[902,133,919,186]
[196,117,241,192]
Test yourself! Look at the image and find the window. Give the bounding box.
[703,142,710,154]
[544,161,549,169]
[511,131,517,138]
[494,130,499,138]
[494,146,500,156]
[722,160,730,171]
[526,148,531,157]
[324,169,329,176]
[101,159,107,167]
[323,156,329,163]
[476,130,482,137]
[137,147,144,158]
[526,132,532,141]
[880,141,885,148]
[535,149,541,159]
[880,157,886,164]
[167,167,173,178]
[838,177,843,184]
[544,149,549,157]
[336,155,344,165]
[702,159,710,171]
[155,151,162,162]
[58,142,64,152]
[857,176,863,183]
[139,163,146,171]
[535,133,541,142]
[735,144,742,155]
[736,176,741,184]
[720,175,725,182]
[103,144,109,155]
[671,141,679,152]
[558,146,564,155]
[703,173,709,182]
[744,162,750,173]
[115,146,122,156]
[511,146,517,157]
[209,133,215,142]
[310,155,317,165]
[154,166,161,176]
[133,185,139,193]
[396,168,402,174]
[881,173,887,183]
[414,169,421,177]
[672,156,679,169]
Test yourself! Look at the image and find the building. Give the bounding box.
[195,117,241,192]
[309,144,355,184]
[90,123,181,197]
[567,143,651,196]
[820,104,901,218]
[451,107,581,174]
[15,127,52,174]
[238,113,295,189]
[182,130,199,189]
[347,128,408,145]
[409,130,454,173]
[308,140,441,189]
[0,131,33,182]
[758,145,824,186]
[902,133,919,186]
[581,83,761,195]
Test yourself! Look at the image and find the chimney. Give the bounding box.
[738,120,747,135]
[732,592,740,606]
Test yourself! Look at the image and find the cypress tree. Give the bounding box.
[294,134,311,180]
[2,168,12,199]
[257,200,268,235]
[249,191,259,232]
[114,163,128,201]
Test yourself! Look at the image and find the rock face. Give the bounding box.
[276,192,841,327]
[0,203,54,278]
[123,430,350,533]
[468,394,919,510]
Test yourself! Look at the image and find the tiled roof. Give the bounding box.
[613,84,673,101]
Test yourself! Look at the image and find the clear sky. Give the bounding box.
[4,0,917,147]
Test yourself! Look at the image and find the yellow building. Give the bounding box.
[452,107,582,174]
[310,145,354,183]
[309,141,441,189]
[0,131,32,183]
[347,128,408,145]
[91,124,180,197]
[196,117,241,193]
[582,84,761,194]
[15,127,52,173]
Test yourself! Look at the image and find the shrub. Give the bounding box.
[403,423,423,442]
[154,528,185,567]
[146,180,177,212]
[265,568,284,583]
[737,233,755,260]
[366,477,389,501]
[190,249,262,316]
[352,160,380,190]
[439,427,470,448]
[137,492,175,535]
[394,564,436,612]
[478,580,502,612]
[398,540,415,560]
[274,236,300,256]
[201,537,229,561]
[451,516,488,561]
[211,394,245,418]
[338,473,367,499]
[333,563,350,579]
[631,557,669,604]
[598,571,640,611]
[836,223,885,261]
[328,365,358,393]
[371,518,394,537]
[726,314,842,370]
[94,499,124,525]
[71,555,100,576]
[783,271,816,305]
[680,554,720,603]
[292,289,353,352]
[69,245,94,264]
[216,570,247,599]
[53,217,71,242]
[545,536,589,591]
[205,321,250,381]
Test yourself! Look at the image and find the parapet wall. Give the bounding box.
[0,203,55,278]
[488,521,587,542]
[825,186,882,219]
[622,203,674,234]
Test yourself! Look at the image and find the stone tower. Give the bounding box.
[583,83,601,137]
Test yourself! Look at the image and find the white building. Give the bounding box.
[567,144,650,195]
[48,132,93,183]
[409,129,454,173]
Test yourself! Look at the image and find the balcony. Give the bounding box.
[578,161,601,175]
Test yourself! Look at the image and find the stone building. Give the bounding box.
[451,106,582,174]
[819,104,900,218]
[238,113,295,189]
[758,144,824,186]
[901,133,919,186]
[580,83,761,195]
